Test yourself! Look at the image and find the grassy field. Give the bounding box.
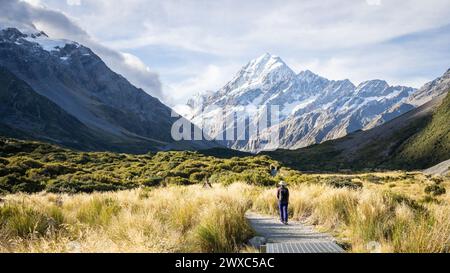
[0,173,449,253]
[0,183,256,252]
[254,176,450,252]
[0,138,449,253]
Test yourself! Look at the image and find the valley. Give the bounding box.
[0,137,449,252]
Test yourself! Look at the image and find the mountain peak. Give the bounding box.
[297,69,328,83]
[355,80,391,97]
[244,53,286,72]
[358,79,389,88]
[357,79,389,91]
[236,53,294,82]
[1,27,78,53]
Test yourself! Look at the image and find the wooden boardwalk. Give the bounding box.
[246,212,345,253]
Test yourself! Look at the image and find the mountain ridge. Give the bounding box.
[185,53,419,152]
[264,84,450,171]
[0,27,219,153]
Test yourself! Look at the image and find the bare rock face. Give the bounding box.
[0,27,218,152]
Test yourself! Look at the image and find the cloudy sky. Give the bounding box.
[2,0,450,105]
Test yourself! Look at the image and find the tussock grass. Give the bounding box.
[1,180,449,253]
[0,183,254,253]
[252,183,450,253]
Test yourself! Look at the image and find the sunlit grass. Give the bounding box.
[1,177,449,253]
[0,183,255,253]
[251,180,450,253]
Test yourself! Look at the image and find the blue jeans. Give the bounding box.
[279,203,288,222]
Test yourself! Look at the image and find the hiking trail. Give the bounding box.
[246,212,345,253]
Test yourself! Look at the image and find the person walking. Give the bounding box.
[277,181,289,224]
[270,165,278,177]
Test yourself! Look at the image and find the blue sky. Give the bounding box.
[10,0,450,105]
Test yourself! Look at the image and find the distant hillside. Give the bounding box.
[391,88,450,168]
[0,66,106,150]
[265,90,450,171]
[0,27,219,153]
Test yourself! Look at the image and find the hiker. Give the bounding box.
[270,165,278,177]
[277,181,289,224]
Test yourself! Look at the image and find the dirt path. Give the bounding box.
[246,212,345,253]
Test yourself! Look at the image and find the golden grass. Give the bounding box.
[1,171,449,253]
[252,180,450,253]
[0,183,255,253]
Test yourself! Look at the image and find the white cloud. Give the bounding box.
[66,0,81,6]
[20,0,41,6]
[166,64,238,105]
[73,0,450,54]
[366,0,381,6]
[7,0,450,104]
[122,52,151,73]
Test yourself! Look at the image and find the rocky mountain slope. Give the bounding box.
[424,159,450,176]
[0,27,218,152]
[0,66,108,151]
[184,53,419,152]
[264,74,450,171]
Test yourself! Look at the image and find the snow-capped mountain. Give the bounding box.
[184,53,423,152]
[0,27,218,152]
[365,68,450,129]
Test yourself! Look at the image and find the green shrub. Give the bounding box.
[324,177,363,190]
[75,153,91,164]
[390,193,425,212]
[0,174,45,193]
[42,163,77,176]
[210,170,276,186]
[189,171,210,183]
[420,195,439,204]
[424,184,446,196]
[168,170,191,179]
[142,176,163,187]
[0,157,9,165]
[364,174,383,184]
[8,157,43,169]
[430,177,444,184]
[166,177,191,186]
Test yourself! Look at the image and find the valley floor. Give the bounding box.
[0,175,449,253]
[0,138,449,253]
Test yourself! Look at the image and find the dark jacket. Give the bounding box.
[277,186,289,204]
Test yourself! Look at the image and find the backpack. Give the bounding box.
[279,187,289,203]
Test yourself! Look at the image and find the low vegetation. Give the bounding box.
[0,183,255,252]
[253,183,450,252]
[0,138,449,253]
[0,138,279,194]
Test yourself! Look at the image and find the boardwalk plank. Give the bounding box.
[246,212,344,253]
